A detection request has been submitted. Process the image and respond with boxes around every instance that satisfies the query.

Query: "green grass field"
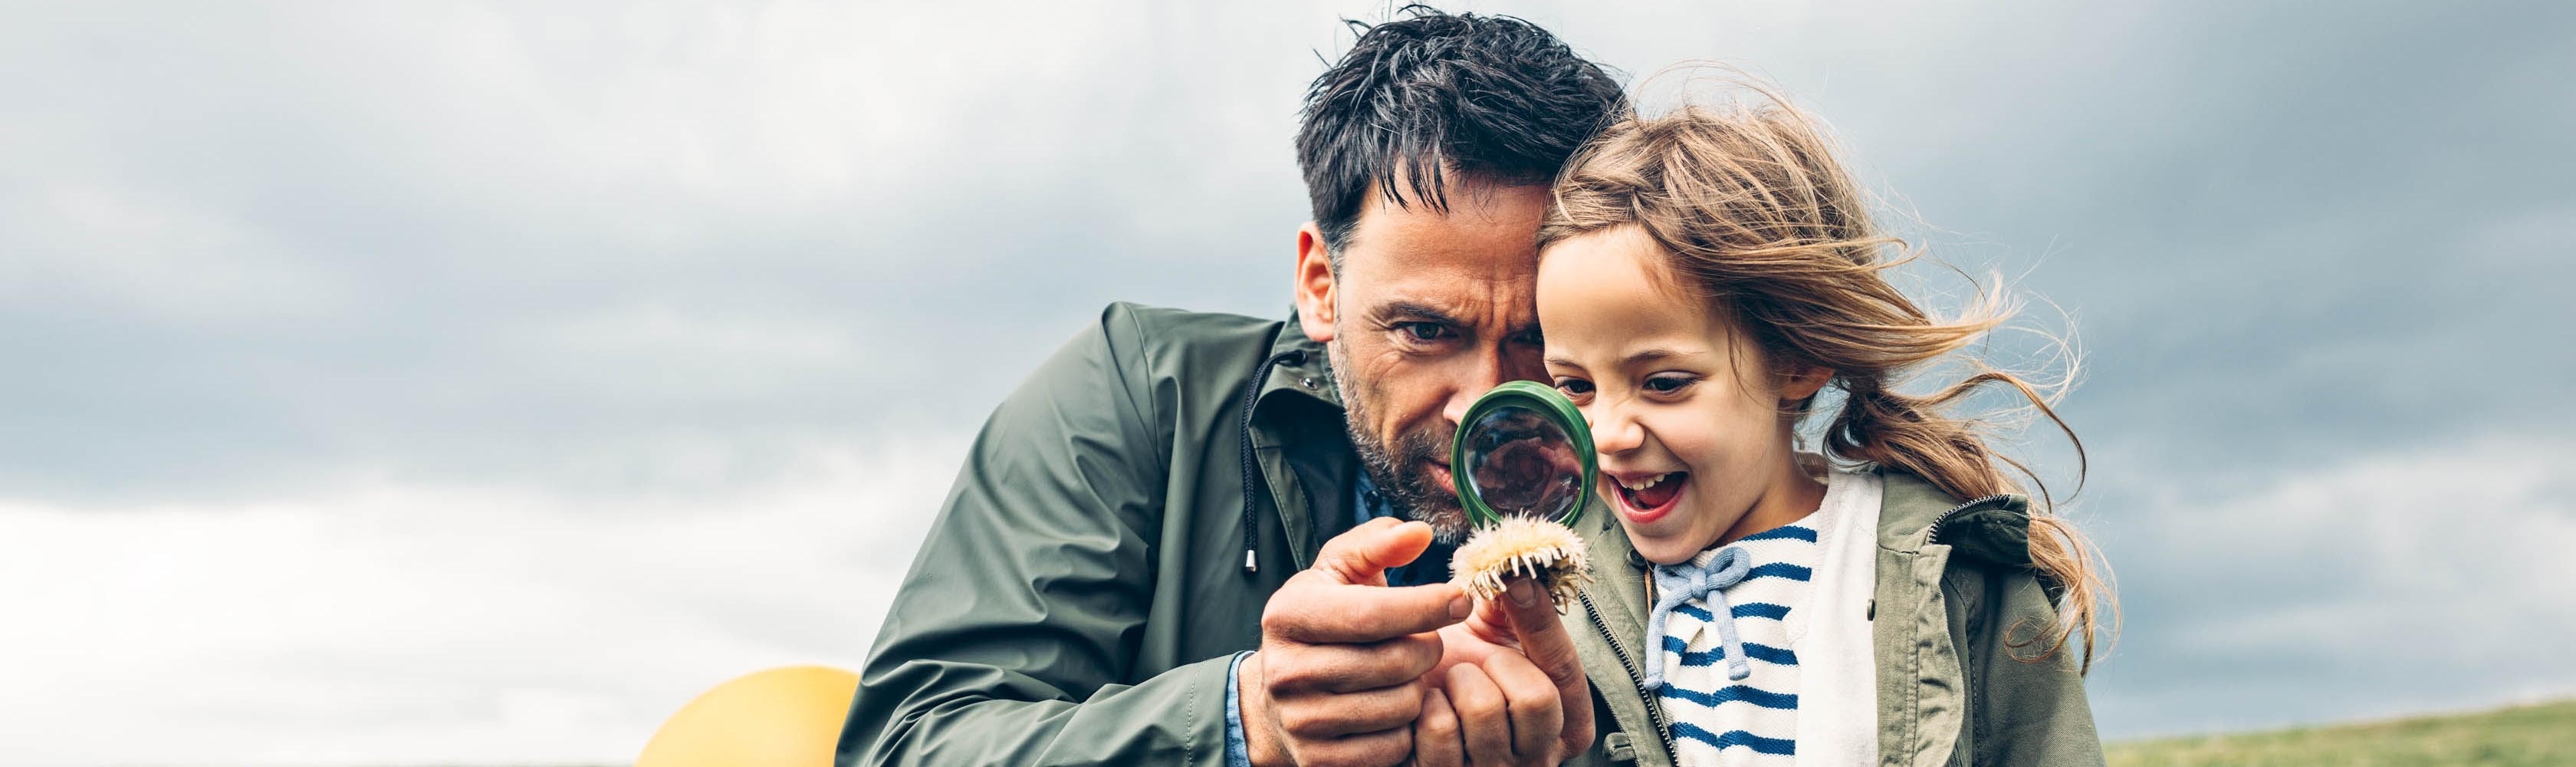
[2107,700,2576,767]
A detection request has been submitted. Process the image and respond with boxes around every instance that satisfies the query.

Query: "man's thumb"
[1313,517,1434,584]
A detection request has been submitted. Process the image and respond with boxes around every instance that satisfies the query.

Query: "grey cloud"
[0,0,1324,505]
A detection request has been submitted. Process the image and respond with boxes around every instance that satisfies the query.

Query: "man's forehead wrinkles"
[1477,269,1540,328]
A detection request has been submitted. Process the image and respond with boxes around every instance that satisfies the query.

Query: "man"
[838,10,1626,766]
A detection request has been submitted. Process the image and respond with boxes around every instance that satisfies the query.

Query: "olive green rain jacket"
[838,302,2104,766]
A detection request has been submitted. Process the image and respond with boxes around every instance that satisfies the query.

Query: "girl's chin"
[1628,533,1707,565]
[1613,505,1707,564]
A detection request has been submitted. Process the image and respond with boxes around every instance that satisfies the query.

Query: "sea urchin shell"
[1449,516,1592,611]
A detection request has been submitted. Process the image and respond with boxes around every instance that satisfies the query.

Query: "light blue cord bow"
[1644,545,1753,689]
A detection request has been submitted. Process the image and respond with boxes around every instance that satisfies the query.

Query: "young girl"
[1534,93,2111,766]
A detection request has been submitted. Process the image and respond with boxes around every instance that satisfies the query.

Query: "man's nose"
[1441,350,1514,425]
[1441,384,1483,426]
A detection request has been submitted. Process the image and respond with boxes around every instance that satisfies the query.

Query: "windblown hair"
[1537,86,2114,671]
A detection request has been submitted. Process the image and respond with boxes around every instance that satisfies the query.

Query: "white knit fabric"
[1797,466,1882,766]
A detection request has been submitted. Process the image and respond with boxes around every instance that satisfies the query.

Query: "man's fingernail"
[1450,593,1473,619]
[1509,581,1539,607]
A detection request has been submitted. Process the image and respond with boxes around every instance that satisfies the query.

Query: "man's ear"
[1780,364,1835,403]
[1294,222,1338,344]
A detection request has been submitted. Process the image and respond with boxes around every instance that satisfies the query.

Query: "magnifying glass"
[1450,380,1595,528]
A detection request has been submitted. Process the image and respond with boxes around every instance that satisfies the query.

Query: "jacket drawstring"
[1239,349,1306,574]
[1645,545,1754,688]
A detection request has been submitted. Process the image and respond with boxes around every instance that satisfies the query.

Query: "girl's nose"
[1592,409,1644,454]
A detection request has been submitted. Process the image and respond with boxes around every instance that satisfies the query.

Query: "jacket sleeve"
[1968,568,2106,767]
[837,304,1231,766]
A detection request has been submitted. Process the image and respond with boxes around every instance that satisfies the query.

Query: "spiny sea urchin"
[1449,515,1592,611]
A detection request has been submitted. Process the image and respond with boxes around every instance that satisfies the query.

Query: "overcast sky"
[4,2,2571,764]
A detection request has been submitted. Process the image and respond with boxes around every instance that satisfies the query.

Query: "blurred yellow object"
[637,665,861,767]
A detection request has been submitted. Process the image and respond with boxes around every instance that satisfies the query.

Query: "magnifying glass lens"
[1462,404,1586,523]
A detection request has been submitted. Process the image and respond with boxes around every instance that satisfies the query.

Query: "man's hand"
[1412,578,1595,767]
[1239,518,1471,767]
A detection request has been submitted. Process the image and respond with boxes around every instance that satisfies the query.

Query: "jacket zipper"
[1576,588,1678,762]
[1921,494,2013,548]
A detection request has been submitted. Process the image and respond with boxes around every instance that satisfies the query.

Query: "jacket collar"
[1876,469,2033,568]
[1250,308,1338,416]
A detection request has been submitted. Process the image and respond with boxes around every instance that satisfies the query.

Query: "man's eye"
[1398,322,1451,341]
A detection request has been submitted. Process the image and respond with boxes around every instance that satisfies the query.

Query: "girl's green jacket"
[1556,468,2105,767]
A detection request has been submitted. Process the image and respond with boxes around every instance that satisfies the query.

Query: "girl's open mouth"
[1613,471,1689,524]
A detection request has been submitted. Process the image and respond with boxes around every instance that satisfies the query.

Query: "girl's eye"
[1643,374,1695,394]
[1554,378,1595,397]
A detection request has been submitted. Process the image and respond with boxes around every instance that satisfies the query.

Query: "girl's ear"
[1779,364,1835,403]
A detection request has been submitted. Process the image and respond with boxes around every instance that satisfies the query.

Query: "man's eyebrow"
[1371,300,1466,327]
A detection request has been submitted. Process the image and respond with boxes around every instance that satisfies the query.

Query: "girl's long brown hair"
[1539,85,2114,671]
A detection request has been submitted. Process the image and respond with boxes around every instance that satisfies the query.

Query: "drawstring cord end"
[1238,347,1306,578]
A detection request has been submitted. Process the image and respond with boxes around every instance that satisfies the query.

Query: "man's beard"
[1332,347,1470,543]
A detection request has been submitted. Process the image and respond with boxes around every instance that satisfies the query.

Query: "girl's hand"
[1414,578,1595,766]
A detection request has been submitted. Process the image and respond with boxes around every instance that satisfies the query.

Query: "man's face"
[1294,182,1553,541]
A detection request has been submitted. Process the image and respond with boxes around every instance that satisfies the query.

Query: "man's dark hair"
[1296,6,1627,261]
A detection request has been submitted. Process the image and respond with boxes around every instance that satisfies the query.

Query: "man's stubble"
[1329,340,1471,544]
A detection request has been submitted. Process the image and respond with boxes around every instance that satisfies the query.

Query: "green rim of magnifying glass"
[1450,380,1595,527]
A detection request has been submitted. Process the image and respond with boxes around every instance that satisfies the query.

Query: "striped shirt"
[1657,512,1822,767]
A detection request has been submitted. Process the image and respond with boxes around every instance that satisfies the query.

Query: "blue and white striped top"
[1657,514,1821,766]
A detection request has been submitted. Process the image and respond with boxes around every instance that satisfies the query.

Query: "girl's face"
[1536,226,1829,565]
